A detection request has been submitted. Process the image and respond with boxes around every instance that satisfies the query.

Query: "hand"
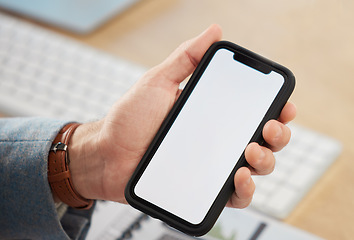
[68,24,296,209]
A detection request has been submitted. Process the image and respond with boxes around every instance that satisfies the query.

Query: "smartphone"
[125,41,295,236]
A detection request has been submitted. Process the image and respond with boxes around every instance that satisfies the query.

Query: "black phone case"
[125,41,295,236]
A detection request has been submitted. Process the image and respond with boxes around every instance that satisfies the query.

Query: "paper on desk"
[86,201,322,240]
[205,208,323,240]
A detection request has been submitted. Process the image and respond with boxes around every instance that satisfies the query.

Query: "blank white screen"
[134,49,284,224]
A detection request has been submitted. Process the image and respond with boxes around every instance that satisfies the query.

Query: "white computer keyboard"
[0,12,342,221]
[0,13,145,122]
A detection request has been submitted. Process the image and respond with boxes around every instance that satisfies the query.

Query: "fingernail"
[258,145,266,160]
[274,124,282,140]
[245,175,251,185]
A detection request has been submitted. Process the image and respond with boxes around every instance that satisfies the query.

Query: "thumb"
[149,24,223,87]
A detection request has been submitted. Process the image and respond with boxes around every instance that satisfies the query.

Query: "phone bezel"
[125,41,295,236]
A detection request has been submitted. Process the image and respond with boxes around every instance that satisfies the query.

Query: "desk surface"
[4,1,354,239]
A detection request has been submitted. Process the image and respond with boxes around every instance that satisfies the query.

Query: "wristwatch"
[47,123,93,209]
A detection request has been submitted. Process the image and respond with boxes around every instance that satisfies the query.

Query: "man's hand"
[68,24,296,209]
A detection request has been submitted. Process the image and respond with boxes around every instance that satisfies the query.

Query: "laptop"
[0,0,141,34]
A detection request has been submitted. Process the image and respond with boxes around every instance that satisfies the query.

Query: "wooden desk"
[5,1,354,239]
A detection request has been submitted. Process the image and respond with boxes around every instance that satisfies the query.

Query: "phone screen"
[134,48,284,225]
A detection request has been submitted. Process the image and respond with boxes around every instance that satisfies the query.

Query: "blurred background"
[1,0,353,239]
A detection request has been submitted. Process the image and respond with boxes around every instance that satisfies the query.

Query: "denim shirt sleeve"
[0,117,94,240]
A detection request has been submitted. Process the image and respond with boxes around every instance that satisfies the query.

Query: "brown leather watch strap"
[48,123,93,209]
